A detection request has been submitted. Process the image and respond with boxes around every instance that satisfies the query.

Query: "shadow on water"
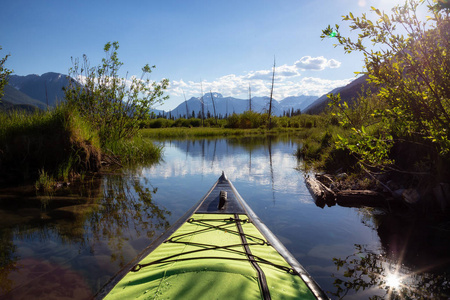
[0,164,170,299]
[329,210,450,299]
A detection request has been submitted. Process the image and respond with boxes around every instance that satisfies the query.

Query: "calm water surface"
[1,136,449,299]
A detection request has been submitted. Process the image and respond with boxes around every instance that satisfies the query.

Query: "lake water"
[0,135,449,299]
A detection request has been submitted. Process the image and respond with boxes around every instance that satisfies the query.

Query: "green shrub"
[148,118,172,128]
[187,118,202,127]
[172,118,186,127]
[64,41,168,144]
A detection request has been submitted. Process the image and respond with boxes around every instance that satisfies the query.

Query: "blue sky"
[1,0,415,110]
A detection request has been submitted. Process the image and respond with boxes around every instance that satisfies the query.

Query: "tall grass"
[103,134,163,165]
[140,113,324,132]
[292,116,358,171]
[141,127,288,139]
[0,105,102,185]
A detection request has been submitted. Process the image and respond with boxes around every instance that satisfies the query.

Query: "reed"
[103,134,163,165]
[140,127,271,139]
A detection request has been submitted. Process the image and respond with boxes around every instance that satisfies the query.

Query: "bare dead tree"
[248,84,252,112]
[268,56,276,128]
[210,90,218,125]
[183,89,189,118]
[200,82,205,126]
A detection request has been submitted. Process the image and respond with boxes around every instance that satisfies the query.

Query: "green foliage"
[328,92,394,168]
[297,129,334,159]
[225,111,268,129]
[141,113,323,131]
[0,46,12,102]
[35,169,57,192]
[147,118,174,128]
[322,0,450,172]
[103,134,162,166]
[0,105,101,183]
[64,41,169,145]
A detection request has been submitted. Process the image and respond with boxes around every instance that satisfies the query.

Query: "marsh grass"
[35,169,56,192]
[0,103,166,191]
[294,123,356,170]
[104,134,163,166]
[140,114,327,139]
[139,127,308,139]
[0,105,102,187]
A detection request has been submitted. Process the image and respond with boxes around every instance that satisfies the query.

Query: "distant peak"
[211,92,223,98]
[203,92,223,98]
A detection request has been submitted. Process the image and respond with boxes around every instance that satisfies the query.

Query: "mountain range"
[167,93,318,118]
[1,72,71,111]
[303,74,371,114]
[0,72,369,116]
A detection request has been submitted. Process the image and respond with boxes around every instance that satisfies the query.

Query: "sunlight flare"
[385,272,401,289]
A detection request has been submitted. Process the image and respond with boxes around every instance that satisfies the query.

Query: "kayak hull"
[97,173,328,300]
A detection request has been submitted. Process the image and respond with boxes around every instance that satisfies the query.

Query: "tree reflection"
[330,244,450,299]
[88,172,171,266]
[0,229,18,293]
[0,166,171,296]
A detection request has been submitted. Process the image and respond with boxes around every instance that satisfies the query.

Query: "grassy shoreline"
[140,126,312,139]
[0,107,163,189]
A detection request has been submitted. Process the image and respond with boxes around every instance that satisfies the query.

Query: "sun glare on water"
[385,273,402,290]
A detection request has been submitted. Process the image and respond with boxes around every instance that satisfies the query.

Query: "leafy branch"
[64,41,169,145]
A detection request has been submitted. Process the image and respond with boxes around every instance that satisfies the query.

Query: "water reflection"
[0,230,17,294]
[1,135,449,299]
[331,210,450,299]
[149,137,450,299]
[150,135,303,197]
[331,244,450,299]
[0,167,170,299]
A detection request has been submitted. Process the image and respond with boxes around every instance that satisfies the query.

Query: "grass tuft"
[0,105,102,185]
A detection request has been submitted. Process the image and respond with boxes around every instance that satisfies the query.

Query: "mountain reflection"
[0,167,170,299]
[149,136,304,196]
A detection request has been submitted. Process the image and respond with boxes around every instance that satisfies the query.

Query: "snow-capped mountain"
[168,93,318,118]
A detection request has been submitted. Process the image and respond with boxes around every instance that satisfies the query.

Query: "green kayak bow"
[96,172,328,300]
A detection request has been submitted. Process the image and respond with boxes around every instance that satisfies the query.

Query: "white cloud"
[163,56,350,109]
[246,64,300,81]
[277,64,301,77]
[327,59,341,69]
[295,56,328,70]
[247,69,272,81]
[294,56,341,71]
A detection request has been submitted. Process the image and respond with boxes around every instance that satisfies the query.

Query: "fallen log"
[305,175,336,208]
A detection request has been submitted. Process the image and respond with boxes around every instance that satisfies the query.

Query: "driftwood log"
[306,174,399,209]
[305,175,336,208]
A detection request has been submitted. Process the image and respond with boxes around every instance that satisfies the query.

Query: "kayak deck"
[99,173,327,299]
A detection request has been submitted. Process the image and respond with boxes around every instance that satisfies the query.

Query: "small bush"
[172,118,186,127]
[148,118,173,128]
